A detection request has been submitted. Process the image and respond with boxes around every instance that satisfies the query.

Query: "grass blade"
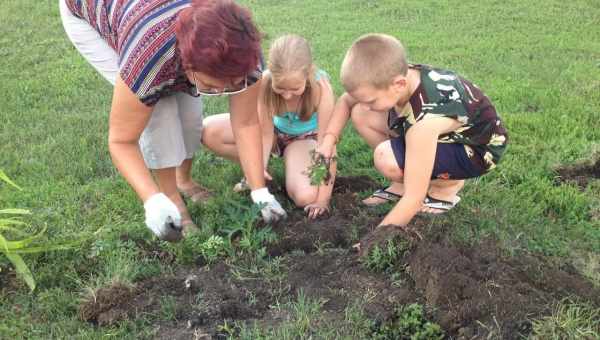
[0,209,31,215]
[4,252,36,291]
[0,170,22,190]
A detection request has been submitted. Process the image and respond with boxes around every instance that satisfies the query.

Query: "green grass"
[530,299,600,340]
[1,0,600,338]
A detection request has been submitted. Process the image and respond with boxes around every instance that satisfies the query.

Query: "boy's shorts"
[272,129,318,157]
[390,138,485,180]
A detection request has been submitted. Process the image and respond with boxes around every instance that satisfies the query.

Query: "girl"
[202,34,336,219]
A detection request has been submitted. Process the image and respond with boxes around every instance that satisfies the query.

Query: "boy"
[318,34,508,251]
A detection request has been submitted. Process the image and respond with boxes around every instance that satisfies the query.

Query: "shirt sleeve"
[418,69,470,125]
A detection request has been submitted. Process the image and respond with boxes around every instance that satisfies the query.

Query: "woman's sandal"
[178,183,212,203]
[233,177,250,193]
[362,188,403,207]
[421,195,461,214]
[181,219,199,237]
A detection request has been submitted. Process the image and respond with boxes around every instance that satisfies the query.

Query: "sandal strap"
[180,185,212,203]
[423,195,461,211]
[371,188,402,202]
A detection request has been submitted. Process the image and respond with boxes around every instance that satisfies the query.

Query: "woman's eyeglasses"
[191,73,248,96]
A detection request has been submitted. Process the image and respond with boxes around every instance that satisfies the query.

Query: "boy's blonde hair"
[263,34,318,121]
[340,34,408,92]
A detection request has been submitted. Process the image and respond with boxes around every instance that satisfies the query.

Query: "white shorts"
[59,0,203,169]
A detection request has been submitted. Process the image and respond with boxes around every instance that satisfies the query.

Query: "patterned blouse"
[65,0,262,106]
[388,64,508,172]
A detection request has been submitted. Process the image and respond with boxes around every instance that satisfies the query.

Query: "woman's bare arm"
[108,75,158,202]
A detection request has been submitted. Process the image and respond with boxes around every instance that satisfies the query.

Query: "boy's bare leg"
[350,105,404,204]
[422,179,464,214]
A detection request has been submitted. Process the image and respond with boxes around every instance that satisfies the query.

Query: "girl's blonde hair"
[263,35,319,121]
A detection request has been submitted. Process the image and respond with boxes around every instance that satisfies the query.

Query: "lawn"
[1,0,599,339]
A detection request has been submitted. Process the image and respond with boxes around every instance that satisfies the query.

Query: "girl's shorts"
[272,129,318,157]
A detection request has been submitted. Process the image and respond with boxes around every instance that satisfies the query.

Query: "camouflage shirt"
[388,64,508,173]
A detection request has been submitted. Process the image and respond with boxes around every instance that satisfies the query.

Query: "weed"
[530,299,599,340]
[371,303,444,340]
[199,235,227,264]
[159,295,178,322]
[221,201,277,256]
[0,170,80,291]
[363,237,411,273]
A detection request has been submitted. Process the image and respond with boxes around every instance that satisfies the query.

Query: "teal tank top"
[272,69,329,136]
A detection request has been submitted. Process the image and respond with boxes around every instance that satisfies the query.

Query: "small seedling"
[305,150,336,185]
[371,303,444,339]
[199,235,226,264]
[363,237,410,273]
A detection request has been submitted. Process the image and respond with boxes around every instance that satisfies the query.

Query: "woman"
[60,0,286,241]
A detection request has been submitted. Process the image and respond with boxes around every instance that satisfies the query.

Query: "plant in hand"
[305,150,336,186]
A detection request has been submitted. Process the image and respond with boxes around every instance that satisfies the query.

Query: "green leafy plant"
[199,235,227,264]
[363,237,410,273]
[371,303,444,340]
[221,200,277,257]
[0,170,78,291]
[305,150,336,185]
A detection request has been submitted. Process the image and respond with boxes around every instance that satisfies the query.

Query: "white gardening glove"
[144,193,183,242]
[250,187,287,223]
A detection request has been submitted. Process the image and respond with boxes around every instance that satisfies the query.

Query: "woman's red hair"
[175,0,261,80]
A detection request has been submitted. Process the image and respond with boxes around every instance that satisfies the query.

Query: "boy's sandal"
[362,188,403,207]
[179,184,212,203]
[422,195,461,213]
[233,177,250,193]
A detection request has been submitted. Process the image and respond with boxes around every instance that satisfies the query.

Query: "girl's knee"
[201,123,221,146]
[288,188,318,207]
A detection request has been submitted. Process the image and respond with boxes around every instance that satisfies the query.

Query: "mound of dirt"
[407,235,599,339]
[555,158,600,188]
[80,179,599,339]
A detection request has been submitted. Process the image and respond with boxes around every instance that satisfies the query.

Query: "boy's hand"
[304,200,330,220]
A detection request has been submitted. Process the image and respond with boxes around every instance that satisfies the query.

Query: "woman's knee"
[374,141,404,180]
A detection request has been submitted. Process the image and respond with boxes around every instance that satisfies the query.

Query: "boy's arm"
[318,92,357,158]
[380,117,462,226]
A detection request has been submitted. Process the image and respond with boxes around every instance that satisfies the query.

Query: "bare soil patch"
[555,158,600,188]
[80,177,599,339]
